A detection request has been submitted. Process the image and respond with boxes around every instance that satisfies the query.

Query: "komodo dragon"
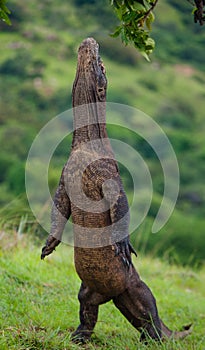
[41,37,191,343]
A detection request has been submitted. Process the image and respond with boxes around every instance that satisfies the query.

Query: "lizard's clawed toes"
[41,236,61,259]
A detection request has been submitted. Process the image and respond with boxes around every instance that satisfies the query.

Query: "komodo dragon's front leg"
[41,168,71,259]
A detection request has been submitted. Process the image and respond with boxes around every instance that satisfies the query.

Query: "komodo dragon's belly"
[74,246,128,297]
[72,200,129,296]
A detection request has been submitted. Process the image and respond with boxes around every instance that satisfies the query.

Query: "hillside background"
[0,0,205,266]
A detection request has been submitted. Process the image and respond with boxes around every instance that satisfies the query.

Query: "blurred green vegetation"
[0,0,205,266]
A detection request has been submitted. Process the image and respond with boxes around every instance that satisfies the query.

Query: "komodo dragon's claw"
[41,235,61,259]
[114,240,137,268]
[129,242,137,257]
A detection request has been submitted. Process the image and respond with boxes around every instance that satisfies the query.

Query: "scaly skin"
[41,38,191,343]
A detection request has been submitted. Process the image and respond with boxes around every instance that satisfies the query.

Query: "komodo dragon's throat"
[41,37,191,343]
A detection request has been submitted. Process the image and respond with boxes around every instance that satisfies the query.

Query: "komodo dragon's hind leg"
[71,283,111,343]
[113,265,192,342]
[113,266,162,342]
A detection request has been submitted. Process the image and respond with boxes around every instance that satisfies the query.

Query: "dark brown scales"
[41,38,191,343]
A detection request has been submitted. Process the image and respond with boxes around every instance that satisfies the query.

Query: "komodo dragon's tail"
[160,319,192,340]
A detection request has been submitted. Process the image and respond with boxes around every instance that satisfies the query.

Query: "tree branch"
[194,0,205,25]
[143,0,159,24]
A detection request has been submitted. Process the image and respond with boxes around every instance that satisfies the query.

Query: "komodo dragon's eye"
[97,72,107,100]
[97,87,105,100]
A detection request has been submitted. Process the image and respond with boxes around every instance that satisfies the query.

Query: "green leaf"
[110,25,122,38]
[140,51,151,61]
[129,2,145,11]
[145,11,155,30]
[110,0,121,9]
[0,0,11,25]
[121,27,129,45]
[192,7,197,15]
[110,0,158,57]
[145,37,155,49]
[0,11,11,25]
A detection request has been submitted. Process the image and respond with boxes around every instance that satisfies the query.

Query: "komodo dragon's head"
[71,38,109,146]
[72,37,107,106]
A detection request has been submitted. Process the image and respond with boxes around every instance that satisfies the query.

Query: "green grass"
[0,239,205,350]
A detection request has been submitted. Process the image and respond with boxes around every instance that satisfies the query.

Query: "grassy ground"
[0,239,205,350]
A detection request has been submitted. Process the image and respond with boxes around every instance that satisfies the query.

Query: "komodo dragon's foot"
[41,235,61,259]
[71,326,92,344]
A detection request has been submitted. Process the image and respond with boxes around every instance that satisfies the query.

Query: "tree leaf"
[0,0,11,25]
[110,25,122,38]
[140,51,151,61]
[145,11,155,30]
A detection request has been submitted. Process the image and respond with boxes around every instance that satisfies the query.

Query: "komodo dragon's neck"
[71,37,109,150]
